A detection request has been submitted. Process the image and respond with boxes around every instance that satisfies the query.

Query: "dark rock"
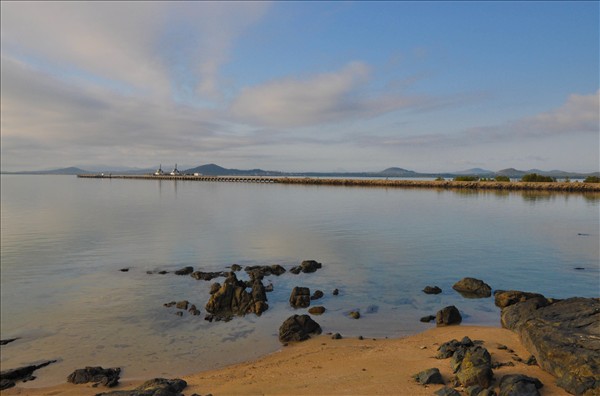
[278,314,322,343]
[174,266,193,275]
[244,264,286,280]
[119,268,129,272]
[349,311,360,319]
[188,305,200,316]
[436,306,462,326]
[358,335,364,340]
[191,271,225,281]
[289,266,302,274]
[332,288,339,296]
[332,333,342,340]
[420,315,436,323]
[424,286,442,294]
[494,290,546,309]
[230,264,242,271]
[66,366,121,387]
[501,297,599,396]
[498,374,543,396]
[300,260,322,273]
[289,287,311,308]
[467,386,497,396]
[0,338,18,346]
[96,377,187,396]
[205,272,269,319]
[491,361,515,369]
[163,301,176,308]
[413,367,444,385]
[175,300,189,310]
[308,306,326,315]
[525,355,537,366]
[437,339,463,359]
[310,290,324,300]
[0,360,56,389]
[574,267,585,270]
[175,311,183,317]
[158,270,168,275]
[453,345,493,388]
[434,387,461,396]
[264,283,274,292]
[209,282,221,294]
[452,277,492,298]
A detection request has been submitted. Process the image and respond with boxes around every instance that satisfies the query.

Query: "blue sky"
[1,1,598,172]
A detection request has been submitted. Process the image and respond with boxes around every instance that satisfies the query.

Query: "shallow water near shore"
[1,175,598,387]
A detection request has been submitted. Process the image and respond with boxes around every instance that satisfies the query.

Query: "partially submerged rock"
[436,305,462,326]
[174,266,193,275]
[244,264,286,279]
[279,314,322,343]
[308,306,326,315]
[498,374,543,396]
[290,260,323,274]
[310,290,324,300]
[96,377,187,396]
[423,286,442,294]
[191,271,226,281]
[0,360,57,390]
[205,272,268,319]
[452,277,492,298]
[501,296,600,395]
[66,366,121,387]
[289,286,311,308]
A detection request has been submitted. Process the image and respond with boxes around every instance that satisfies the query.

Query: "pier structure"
[77,174,600,192]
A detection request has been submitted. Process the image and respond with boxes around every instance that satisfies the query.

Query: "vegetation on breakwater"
[77,174,600,192]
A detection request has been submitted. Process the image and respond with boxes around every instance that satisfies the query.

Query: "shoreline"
[76,174,600,192]
[1,326,568,395]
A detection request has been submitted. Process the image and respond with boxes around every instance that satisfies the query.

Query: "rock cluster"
[290,260,322,274]
[205,272,268,320]
[66,366,121,387]
[95,377,187,396]
[0,360,57,390]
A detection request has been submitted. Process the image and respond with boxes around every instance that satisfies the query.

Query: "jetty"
[77,174,600,192]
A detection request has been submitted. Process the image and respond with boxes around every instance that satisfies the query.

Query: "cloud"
[230,61,424,128]
[355,90,600,148]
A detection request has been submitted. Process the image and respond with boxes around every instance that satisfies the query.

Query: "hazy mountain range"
[3,164,598,178]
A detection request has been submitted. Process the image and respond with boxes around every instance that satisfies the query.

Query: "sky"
[1,1,598,173]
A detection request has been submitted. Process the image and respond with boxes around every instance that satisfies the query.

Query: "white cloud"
[231,61,424,128]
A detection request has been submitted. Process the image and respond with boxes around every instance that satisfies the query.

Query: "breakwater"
[77,174,600,192]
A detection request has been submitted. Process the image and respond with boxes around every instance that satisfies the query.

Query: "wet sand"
[2,325,567,395]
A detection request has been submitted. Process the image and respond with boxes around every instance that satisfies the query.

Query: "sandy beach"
[2,325,568,396]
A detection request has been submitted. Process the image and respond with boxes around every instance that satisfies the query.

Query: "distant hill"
[184,163,283,176]
[379,167,418,177]
[3,167,91,175]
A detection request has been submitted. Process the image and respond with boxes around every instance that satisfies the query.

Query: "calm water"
[1,175,598,386]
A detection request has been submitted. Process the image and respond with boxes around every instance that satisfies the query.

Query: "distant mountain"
[379,167,418,177]
[453,168,494,175]
[184,163,283,176]
[3,167,91,175]
[496,168,528,177]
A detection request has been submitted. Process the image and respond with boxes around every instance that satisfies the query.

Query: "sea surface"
[1,175,598,387]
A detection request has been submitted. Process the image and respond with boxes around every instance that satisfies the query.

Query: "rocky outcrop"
[452,346,493,388]
[0,360,57,390]
[191,271,226,281]
[244,264,286,279]
[174,266,193,275]
[501,296,600,396]
[494,290,546,308]
[413,367,444,385]
[289,287,311,308]
[205,272,268,319]
[452,278,492,298]
[66,366,121,387]
[290,260,322,274]
[279,314,322,343]
[498,374,543,396]
[436,305,462,326]
[423,286,442,294]
[95,378,187,396]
